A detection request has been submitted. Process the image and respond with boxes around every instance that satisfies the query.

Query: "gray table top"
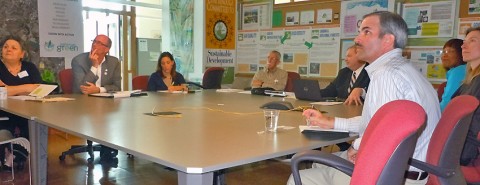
[0,90,362,173]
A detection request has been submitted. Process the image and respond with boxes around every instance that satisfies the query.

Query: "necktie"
[349,72,357,93]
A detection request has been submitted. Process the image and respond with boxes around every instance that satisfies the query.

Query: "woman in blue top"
[147,52,187,91]
[439,39,466,111]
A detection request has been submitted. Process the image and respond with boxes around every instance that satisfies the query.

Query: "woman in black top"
[0,35,41,170]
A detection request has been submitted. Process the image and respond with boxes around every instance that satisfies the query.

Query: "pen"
[172,82,175,86]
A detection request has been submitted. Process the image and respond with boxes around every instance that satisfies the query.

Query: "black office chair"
[57,69,119,167]
[187,67,225,89]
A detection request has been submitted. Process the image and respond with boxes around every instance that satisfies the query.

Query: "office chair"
[187,67,225,89]
[132,75,149,91]
[410,95,479,185]
[285,71,300,92]
[291,100,426,185]
[461,133,480,185]
[58,69,73,94]
[0,137,30,184]
[58,69,118,166]
[437,82,447,102]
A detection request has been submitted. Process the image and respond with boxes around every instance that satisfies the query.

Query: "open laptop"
[293,79,344,102]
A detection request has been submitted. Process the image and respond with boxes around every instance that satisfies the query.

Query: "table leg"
[178,171,214,185]
[28,119,48,185]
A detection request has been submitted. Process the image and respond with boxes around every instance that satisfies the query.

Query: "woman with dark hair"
[439,38,466,111]
[147,51,187,91]
[0,35,40,170]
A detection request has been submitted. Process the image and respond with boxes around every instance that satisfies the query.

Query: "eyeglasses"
[441,49,456,55]
[92,40,109,48]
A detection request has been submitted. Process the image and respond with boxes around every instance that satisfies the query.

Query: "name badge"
[18,70,29,78]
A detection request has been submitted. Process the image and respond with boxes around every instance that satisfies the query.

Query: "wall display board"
[38,0,84,58]
[404,47,445,82]
[237,30,260,73]
[468,0,480,15]
[340,0,395,38]
[241,1,272,30]
[402,1,455,38]
[309,25,341,77]
[458,17,480,39]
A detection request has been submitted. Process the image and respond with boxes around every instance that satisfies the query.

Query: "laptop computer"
[293,79,344,102]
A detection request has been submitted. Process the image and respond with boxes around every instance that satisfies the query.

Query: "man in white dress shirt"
[287,11,440,185]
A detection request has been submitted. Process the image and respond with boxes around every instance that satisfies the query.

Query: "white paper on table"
[298,125,349,133]
[309,101,343,106]
[157,90,187,94]
[237,91,252,94]
[216,89,244,93]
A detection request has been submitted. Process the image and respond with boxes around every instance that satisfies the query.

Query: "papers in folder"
[89,90,147,98]
[8,84,75,102]
[299,125,350,134]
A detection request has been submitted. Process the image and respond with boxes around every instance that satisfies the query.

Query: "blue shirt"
[440,64,466,111]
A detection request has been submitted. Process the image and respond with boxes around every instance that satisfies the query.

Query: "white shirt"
[334,49,440,171]
[89,58,107,93]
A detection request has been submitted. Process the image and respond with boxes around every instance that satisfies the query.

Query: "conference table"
[0,90,362,185]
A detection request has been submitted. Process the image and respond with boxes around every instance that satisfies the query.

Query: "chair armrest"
[186,82,205,89]
[291,150,354,185]
[410,158,456,178]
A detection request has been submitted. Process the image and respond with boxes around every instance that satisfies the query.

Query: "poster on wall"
[469,0,480,14]
[38,0,84,58]
[404,47,445,81]
[282,27,310,75]
[242,2,272,30]
[402,1,455,38]
[458,17,480,39]
[309,25,341,77]
[236,30,259,73]
[316,9,333,24]
[205,0,236,67]
[340,0,395,38]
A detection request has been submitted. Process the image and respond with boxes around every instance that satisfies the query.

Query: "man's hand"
[302,109,335,129]
[347,146,358,164]
[251,79,263,88]
[344,88,363,105]
[89,49,102,67]
[80,82,100,94]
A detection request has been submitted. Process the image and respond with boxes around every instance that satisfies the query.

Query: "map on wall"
[340,0,395,38]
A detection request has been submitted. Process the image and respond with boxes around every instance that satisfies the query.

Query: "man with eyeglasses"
[251,50,288,90]
[72,34,121,94]
[71,34,121,166]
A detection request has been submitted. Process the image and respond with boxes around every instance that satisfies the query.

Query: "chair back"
[285,72,300,92]
[202,67,225,89]
[437,82,447,101]
[351,100,426,185]
[461,133,480,183]
[132,75,149,91]
[58,69,73,94]
[426,95,479,185]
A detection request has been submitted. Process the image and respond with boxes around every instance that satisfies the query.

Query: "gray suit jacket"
[71,52,122,94]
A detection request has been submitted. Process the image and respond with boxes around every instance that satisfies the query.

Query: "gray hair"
[363,11,408,49]
[270,50,281,60]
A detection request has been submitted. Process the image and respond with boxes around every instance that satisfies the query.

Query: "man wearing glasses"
[72,34,121,94]
[71,35,121,166]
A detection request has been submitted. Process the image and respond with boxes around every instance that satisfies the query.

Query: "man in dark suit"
[71,34,121,165]
[72,34,121,94]
[320,45,370,105]
[320,45,370,151]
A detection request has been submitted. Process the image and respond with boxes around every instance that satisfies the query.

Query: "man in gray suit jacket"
[72,34,121,94]
[71,34,121,166]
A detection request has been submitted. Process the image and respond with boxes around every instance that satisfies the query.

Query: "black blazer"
[319,65,370,99]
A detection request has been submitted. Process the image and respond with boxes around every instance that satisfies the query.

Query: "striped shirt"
[334,49,441,171]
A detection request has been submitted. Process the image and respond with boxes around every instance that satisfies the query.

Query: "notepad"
[299,125,349,134]
[8,84,58,100]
